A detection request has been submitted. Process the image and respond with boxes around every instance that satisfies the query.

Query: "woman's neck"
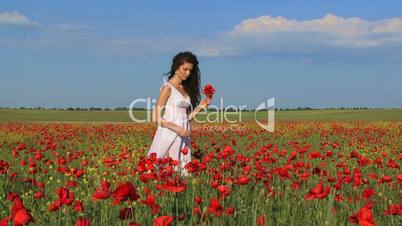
[169,75,182,86]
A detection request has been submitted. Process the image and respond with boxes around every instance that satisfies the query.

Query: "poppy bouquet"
[203,83,215,98]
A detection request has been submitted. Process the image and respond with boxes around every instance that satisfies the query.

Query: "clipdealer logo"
[254,97,275,132]
[128,97,275,132]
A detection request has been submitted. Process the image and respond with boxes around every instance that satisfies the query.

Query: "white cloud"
[195,13,402,60]
[0,11,39,26]
[226,13,402,38]
[2,12,402,62]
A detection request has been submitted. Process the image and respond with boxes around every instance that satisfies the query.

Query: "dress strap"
[159,82,172,92]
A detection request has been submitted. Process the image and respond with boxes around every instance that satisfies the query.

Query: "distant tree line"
[0,106,399,111]
[211,106,390,112]
[242,106,383,112]
[0,107,145,111]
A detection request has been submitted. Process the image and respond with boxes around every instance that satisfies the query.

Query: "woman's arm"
[152,85,190,137]
[188,97,212,121]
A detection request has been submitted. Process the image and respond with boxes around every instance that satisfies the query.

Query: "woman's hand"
[161,120,190,137]
[176,127,191,137]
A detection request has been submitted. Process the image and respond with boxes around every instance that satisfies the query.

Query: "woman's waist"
[162,114,189,125]
[162,114,189,121]
[163,106,188,114]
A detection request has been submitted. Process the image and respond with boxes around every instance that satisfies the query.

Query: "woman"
[147,52,212,176]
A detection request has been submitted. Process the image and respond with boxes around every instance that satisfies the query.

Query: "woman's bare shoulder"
[159,83,172,100]
[160,83,172,92]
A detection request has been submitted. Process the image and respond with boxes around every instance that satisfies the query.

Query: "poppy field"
[0,121,401,226]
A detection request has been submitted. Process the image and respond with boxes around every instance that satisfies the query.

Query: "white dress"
[147,82,192,175]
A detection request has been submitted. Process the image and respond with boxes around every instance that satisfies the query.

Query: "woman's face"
[175,62,193,81]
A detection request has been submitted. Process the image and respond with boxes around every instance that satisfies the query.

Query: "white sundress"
[147,81,192,175]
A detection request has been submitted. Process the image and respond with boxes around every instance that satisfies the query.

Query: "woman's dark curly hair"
[167,51,201,108]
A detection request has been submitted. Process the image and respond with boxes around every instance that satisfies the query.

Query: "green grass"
[273,109,402,121]
[0,109,147,123]
[0,109,401,123]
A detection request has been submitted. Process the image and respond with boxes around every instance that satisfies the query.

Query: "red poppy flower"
[56,187,74,205]
[379,176,392,183]
[226,207,235,215]
[92,180,111,201]
[73,200,84,212]
[48,187,75,211]
[141,194,155,206]
[192,207,202,216]
[141,194,160,215]
[278,167,290,179]
[0,159,10,175]
[236,175,250,185]
[35,181,45,188]
[13,208,34,226]
[34,191,44,199]
[217,185,231,198]
[194,196,202,205]
[203,84,215,98]
[0,217,10,226]
[181,147,188,155]
[7,192,19,202]
[207,198,224,217]
[309,151,321,159]
[48,200,62,211]
[156,178,187,193]
[5,193,34,226]
[76,217,91,226]
[348,201,375,226]
[66,180,77,188]
[383,203,402,216]
[10,198,24,217]
[154,216,174,226]
[256,215,266,226]
[111,182,140,206]
[292,181,301,190]
[362,188,375,200]
[304,181,331,200]
[158,184,186,193]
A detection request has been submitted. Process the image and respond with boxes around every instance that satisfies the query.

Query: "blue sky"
[1,0,402,109]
